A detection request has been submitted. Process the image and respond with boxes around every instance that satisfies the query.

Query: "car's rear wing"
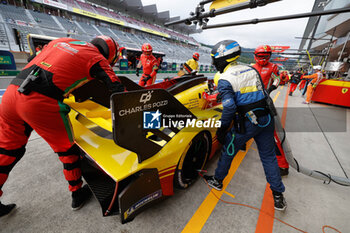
[71,75,207,108]
[111,89,196,163]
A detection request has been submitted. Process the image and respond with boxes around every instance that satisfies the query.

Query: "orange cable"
[322,225,342,233]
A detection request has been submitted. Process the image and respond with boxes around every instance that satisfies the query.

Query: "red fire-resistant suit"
[253,62,280,90]
[253,62,289,170]
[0,38,123,197]
[138,54,159,86]
[280,71,289,85]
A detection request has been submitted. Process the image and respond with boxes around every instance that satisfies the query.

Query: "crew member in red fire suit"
[136,43,159,86]
[0,36,124,217]
[253,45,281,93]
[280,71,289,85]
[253,45,289,176]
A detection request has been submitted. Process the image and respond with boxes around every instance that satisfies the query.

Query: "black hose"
[281,127,286,145]
[308,105,349,179]
[314,170,350,187]
[294,158,300,172]
[274,111,350,187]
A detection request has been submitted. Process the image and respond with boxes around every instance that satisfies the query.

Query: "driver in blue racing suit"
[204,40,286,211]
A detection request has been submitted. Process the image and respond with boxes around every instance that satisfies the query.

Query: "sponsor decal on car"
[123,190,162,219]
[118,91,169,116]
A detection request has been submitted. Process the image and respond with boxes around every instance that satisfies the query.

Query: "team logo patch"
[69,41,87,45]
[342,88,348,94]
[40,61,52,68]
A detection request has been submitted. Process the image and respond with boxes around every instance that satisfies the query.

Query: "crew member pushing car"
[0,35,125,217]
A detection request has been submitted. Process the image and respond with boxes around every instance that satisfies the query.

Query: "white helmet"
[313,65,321,70]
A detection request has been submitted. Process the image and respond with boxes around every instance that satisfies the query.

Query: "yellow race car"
[65,75,222,223]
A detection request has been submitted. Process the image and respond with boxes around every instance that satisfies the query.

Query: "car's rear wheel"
[174,131,211,189]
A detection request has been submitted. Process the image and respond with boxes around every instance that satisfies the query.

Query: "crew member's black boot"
[240,143,247,151]
[279,167,289,176]
[204,175,223,191]
[272,191,287,211]
[0,202,16,217]
[72,184,92,211]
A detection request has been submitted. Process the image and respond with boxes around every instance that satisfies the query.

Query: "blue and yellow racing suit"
[215,62,285,193]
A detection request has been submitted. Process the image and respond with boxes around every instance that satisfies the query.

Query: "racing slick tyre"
[174,131,211,189]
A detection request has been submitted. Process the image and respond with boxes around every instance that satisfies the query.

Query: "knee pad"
[0,146,26,171]
[57,144,81,157]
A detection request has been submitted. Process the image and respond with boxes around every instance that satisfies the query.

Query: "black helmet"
[211,40,241,73]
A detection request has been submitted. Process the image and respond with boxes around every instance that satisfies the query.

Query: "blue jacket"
[218,63,266,127]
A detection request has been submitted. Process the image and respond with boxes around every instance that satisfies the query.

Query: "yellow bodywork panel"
[175,81,209,109]
[65,97,112,132]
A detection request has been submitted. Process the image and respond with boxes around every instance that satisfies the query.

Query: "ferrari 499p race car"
[65,74,222,223]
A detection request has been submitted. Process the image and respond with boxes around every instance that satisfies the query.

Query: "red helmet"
[91,35,119,66]
[193,52,199,61]
[254,45,272,66]
[142,43,152,52]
